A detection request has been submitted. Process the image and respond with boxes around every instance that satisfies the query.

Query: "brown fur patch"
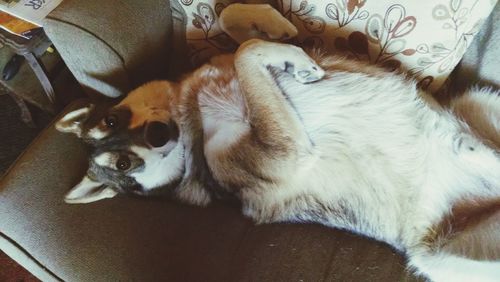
[423,197,500,259]
[117,80,179,129]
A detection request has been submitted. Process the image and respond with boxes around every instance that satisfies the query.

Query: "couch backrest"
[44,0,174,98]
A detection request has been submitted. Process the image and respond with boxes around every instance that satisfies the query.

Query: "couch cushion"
[44,0,173,98]
[0,101,421,281]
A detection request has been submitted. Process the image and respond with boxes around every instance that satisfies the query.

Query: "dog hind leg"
[408,249,500,282]
[451,88,500,149]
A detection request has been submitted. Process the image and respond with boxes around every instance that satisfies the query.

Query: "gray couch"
[1,0,499,281]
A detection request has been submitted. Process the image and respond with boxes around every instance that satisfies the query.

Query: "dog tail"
[451,88,500,149]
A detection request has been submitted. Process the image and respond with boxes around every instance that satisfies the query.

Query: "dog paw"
[240,40,325,84]
[220,4,298,43]
[248,7,298,41]
[282,58,325,84]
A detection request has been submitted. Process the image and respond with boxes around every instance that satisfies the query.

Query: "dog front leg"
[204,40,324,222]
[219,3,297,43]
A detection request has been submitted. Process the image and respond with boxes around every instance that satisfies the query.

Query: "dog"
[56,4,500,282]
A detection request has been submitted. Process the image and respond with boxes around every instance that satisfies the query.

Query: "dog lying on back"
[56,4,500,282]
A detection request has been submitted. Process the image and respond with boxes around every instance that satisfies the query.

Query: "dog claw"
[294,67,324,84]
[298,70,311,78]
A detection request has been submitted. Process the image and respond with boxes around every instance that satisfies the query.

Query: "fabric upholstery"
[450,0,500,92]
[43,0,173,98]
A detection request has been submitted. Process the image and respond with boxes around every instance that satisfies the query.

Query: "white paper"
[0,0,63,26]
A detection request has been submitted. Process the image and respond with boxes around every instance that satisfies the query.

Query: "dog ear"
[64,175,117,204]
[56,104,94,137]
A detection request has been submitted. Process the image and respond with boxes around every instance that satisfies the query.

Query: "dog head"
[57,80,189,203]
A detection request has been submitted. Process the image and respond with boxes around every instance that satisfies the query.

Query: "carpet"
[0,250,39,282]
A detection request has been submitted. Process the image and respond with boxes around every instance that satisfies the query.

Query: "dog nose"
[144,121,170,147]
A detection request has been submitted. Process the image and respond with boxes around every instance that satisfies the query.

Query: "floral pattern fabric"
[177,0,238,67]
[177,0,497,92]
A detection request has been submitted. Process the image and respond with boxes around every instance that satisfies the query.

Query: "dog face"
[57,81,188,203]
[64,131,185,204]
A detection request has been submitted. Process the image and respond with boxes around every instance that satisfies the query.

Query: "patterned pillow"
[176,0,238,66]
[176,0,497,92]
[277,0,497,92]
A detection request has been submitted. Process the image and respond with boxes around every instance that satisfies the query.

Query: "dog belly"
[276,71,500,249]
[271,72,429,245]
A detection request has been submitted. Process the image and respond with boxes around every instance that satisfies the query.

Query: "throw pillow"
[175,0,497,92]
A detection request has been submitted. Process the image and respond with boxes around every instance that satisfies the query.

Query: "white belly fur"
[273,71,500,249]
[200,67,500,253]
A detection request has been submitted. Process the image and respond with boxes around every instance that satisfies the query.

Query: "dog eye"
[104,114,118,128]
[116,156,131,170]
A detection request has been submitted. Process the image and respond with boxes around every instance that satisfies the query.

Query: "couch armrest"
[451,1,500,92]
[43,0,173,98]
[0,100,89,281]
